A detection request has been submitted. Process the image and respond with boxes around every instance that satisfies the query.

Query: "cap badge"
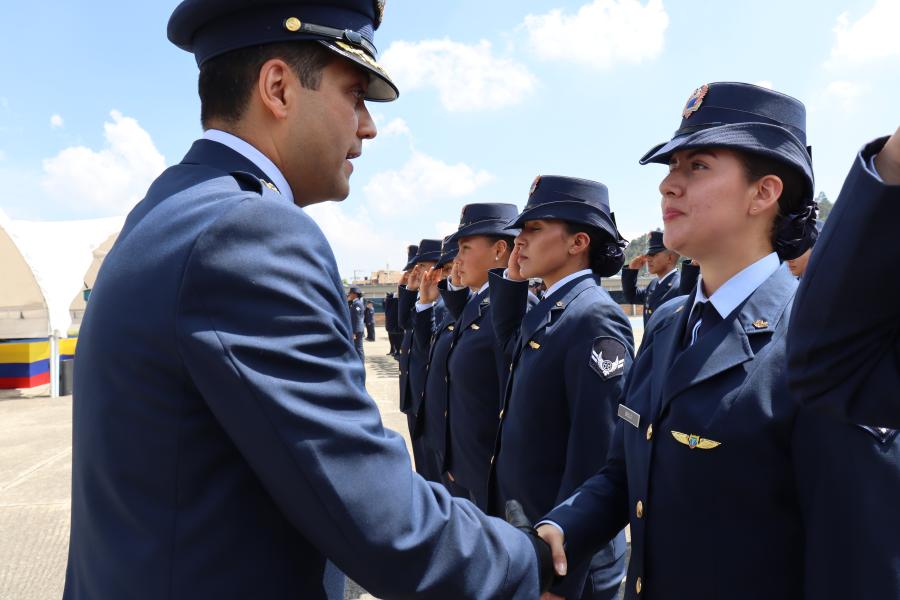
[682,84,709,119]
[529,175,541,197]
[284,17,302,32]
[334,41,386,75]
[672,430,721,450]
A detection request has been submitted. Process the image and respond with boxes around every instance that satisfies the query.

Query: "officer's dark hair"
[199,42,334,127]
[562,223,625,278]
[483,235,516,255]
[737,150,813,260]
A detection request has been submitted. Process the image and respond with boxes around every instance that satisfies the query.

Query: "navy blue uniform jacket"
[545,266,814,600]
[63,139,539,600]
[621,268,681,325]
[383,294,400,333]
[488,270,631,597]
[789,137,900,428]
[397,284,417,413]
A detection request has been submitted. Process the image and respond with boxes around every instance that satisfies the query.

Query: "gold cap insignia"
[672,430,721,450]
[529,341,541,350]
[284,17,302,32]
[682,84,709,119]
[752,319,769,329]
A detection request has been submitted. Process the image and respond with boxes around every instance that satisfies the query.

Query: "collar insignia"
[470,323,480,330]
[529,340,541,350]
[682,84,709,119]
[752,319,769,329]
[672,430,721,450]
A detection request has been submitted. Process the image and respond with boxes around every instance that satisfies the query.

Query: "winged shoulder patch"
[590,337,626,380]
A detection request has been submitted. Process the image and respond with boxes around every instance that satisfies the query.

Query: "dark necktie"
[682,301,723,348]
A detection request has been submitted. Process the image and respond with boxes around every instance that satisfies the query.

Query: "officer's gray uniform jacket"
[63,139,540,600]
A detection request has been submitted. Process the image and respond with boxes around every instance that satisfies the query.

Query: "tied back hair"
[562,223,626,278]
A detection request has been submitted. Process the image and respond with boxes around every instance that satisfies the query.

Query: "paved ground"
[0,326,636,599]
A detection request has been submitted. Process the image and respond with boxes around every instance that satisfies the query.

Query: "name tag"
[617,404,641,428]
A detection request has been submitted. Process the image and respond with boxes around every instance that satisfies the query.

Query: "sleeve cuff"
[866,152,884,183]
[535,520,565,536]
[447,280,466,291]
[415,302,435,312]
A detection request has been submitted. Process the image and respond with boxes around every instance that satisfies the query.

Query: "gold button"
[636,577,642,594]
[444,410,448,417]
[284,17,302,32]
[646,424,653,441]
[636,500,644,518]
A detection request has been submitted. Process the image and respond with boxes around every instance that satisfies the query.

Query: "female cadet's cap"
[435,235,458,268]
[167,0,398,101]
[639,82,812,200]
[507,175,626,245]
[401,244,418,271]
[445,203,521,245]
[403,239,442,271]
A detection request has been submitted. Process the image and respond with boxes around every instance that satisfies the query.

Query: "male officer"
[621,229,681,325]
[347,286,366,361]
[63,2,553,598]
[364,300,376,341]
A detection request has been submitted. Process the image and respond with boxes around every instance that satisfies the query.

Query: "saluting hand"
[407,264,423,291]
[419,268,441,304]
[874,125,900,185]
[449,260,461,288]
[628,255,647,270]
[507,243,526,282]
[399,271,410,286]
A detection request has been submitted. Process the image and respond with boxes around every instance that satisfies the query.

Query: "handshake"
[504,500,568,598]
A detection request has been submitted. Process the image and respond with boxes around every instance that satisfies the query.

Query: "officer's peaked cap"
[168,0,398,101]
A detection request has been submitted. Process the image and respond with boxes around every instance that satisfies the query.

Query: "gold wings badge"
[671,431,721,450]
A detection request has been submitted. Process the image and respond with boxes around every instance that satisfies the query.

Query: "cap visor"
[321,40,398,101]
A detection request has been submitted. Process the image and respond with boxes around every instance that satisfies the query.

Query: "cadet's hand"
[419,268,441,304]
[874,126,900,185]
[507,244,526,281]
[399,271,410,286]
[505,500,556,593]
[536,523,567,577]
[628,255,647,270]
[407,265,423,291]
[449,260,461,288]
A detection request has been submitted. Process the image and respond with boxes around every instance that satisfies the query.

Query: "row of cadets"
[621,229,683,325]
[487,176,634,599]
[534,81,900,600]
[397,239,443,477]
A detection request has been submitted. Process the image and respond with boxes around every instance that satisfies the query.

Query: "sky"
[0,0,897,278]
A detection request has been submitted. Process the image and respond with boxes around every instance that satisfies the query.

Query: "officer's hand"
[536,523,567,577]
[407,265,423,291]
[419,268,440,304]
[874,125,900,185]
[400,271,410,286]
[507,244,526,281]
[505,500,556,593]
[628,255,646,270]
[449,260,461,287]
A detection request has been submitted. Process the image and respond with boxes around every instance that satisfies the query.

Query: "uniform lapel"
[518,273,595,354]
[657,266,797,416]
[454,288,489,339]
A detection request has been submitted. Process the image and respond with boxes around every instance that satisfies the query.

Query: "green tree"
[815,191,833,221]
[624,232,650,269]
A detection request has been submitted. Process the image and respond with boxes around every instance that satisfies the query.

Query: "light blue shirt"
[203,129,295,205]
[687,252,780,346]
[543,268,593,298]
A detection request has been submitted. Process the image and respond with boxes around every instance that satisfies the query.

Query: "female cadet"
[411,238,466,489]
[439,203,525,509]
[487,176,633,600]
[535,82,826,600]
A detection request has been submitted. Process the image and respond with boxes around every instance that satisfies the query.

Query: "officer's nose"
[358,103,376,140]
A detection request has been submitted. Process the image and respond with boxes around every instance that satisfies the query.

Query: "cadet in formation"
[398,239,443,477]
[347,286,366,361]
[537,82,849,600]
[488,176,633,599]
[441,203,526,509]
[396,244,418,401]
[621,229,682,325]
[784,220,823,278]
[364,300,376,341]
[64,1,555,598]
[411,237,467,489]
[382,291,402,357]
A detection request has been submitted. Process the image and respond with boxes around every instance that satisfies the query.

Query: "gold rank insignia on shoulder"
[752,319,769,329]
[263,180,279,192]
[671,430,721,450]
[470,323,480,331]
[529,341,541,350]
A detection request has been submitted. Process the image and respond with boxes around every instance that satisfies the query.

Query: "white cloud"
[50,114,64,128]
[825,80,868,110]
[381,117,411,137]
[40,110,166,214]
[381,38,537,111]
[828,0,900,65]
[522,0,669,69]
[364,151,493,216]
[304,202,404,276]
[754,80,774,89]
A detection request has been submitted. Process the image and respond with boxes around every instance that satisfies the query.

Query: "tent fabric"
[0,208,123,339]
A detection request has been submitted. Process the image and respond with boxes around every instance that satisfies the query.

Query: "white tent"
[0,208,124,396]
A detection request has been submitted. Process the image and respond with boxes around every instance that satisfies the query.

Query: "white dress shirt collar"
[203,129,294,204]
[692,252,780,319]
[658,268,678,285]
[544,268,593,299]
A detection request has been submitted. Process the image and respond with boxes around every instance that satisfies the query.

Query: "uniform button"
[646,424,653,441]
[636,500,644,519]
[490,454,495,465]
[498,409,504,420]
[444,410,448,418]
[444,376,448,383]
[635,577,642,594]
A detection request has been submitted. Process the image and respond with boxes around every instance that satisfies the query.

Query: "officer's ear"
[569,231,591,256]
[256,58,293,120]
